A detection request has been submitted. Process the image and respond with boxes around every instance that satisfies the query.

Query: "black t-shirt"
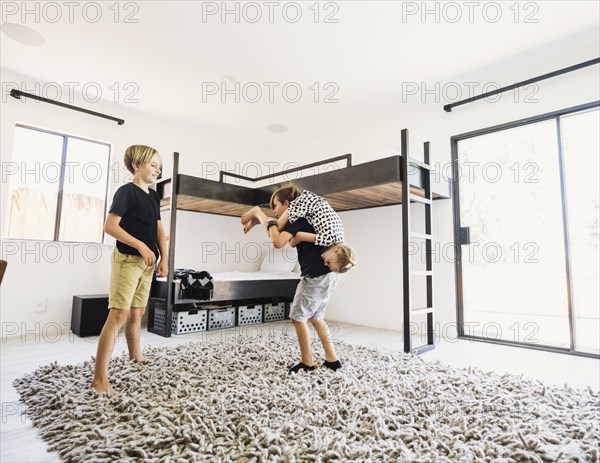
[109,183,160,258]
[283,218,331,278]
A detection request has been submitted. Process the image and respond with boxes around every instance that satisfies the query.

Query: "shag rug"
[14,332,600,463]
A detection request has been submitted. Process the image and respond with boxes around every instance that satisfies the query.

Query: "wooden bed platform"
[156,155,451,217]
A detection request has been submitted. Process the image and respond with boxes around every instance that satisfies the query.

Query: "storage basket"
[207,306,236,330]
[155,307,207,335]
[237,304,263,326]
[263,302,286,322]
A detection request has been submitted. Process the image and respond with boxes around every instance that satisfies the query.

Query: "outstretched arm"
[241,206,268,235]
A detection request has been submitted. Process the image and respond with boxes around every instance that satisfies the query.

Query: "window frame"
[6,124,112,244]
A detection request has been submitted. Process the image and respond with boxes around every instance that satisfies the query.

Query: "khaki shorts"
[109,248,155,309]
[289,272,339,322]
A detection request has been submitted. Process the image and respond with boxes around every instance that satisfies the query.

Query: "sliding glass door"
[454,104,599,356]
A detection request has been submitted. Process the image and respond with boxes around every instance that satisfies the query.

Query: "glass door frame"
[451,100,600,359]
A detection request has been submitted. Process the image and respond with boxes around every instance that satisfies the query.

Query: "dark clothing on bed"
[109,183,161,259]
[283,218,331,278]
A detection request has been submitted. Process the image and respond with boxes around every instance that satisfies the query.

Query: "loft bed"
[155,153,450,218]
[149,129,451,354]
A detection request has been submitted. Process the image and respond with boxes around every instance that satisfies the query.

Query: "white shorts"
[289,272,339,322]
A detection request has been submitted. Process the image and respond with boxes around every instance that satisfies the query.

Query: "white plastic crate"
[263,302,286,322]
[207,306,236,330]
[237,305,263,326]
[155,307,207,335]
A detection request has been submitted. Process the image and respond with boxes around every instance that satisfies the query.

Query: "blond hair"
[334,244,357,274]
[124,145,161,174]
[270,183,303,209]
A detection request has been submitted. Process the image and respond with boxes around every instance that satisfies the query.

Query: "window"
[4,125,111,243]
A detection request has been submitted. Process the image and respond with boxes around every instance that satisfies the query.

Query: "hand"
[156,258,169,277]
[137,242,157,266]
[243,216,260,234]
[241,206,260,225]
[289,235,301,248]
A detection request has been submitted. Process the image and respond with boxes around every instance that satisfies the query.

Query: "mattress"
[210,271,300,281]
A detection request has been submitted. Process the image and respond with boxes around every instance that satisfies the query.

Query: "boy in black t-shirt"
[91,145,168,395]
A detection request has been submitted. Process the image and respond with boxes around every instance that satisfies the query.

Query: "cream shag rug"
[14,333,600,463]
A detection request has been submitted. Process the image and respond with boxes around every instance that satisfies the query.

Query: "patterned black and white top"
[287,190,345,247]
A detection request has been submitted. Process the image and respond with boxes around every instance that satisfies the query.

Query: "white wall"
[2,30,598,342]
[258,36,600,337]
[0,68,265,339]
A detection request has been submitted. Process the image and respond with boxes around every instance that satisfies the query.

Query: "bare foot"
[241,206,260,225]
[130,354,148,364]
[91,379,116,396]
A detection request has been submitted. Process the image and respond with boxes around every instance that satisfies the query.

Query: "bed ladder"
[401,129,435,354]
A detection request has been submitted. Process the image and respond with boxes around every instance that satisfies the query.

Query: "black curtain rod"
[443,57,600,113]
[10,89,125,125]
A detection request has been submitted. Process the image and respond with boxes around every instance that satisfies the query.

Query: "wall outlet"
[33,298,47,313]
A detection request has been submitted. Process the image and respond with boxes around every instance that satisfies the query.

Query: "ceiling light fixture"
[0,23,45,46]
[266,124,288,133]
[221,75,236,84]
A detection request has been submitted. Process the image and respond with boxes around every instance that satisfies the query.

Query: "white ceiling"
[1,1,599,150]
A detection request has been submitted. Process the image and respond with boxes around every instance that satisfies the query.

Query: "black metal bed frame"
[149,130,445,354]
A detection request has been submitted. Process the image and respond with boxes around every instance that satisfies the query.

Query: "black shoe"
[323,359,342,371]
[288,362,316,374]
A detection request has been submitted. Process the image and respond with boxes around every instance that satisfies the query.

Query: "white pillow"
[292,260,301,274]
[260,245,298,273]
